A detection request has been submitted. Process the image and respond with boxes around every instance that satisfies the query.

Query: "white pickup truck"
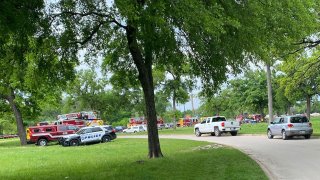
[194,116,240,137]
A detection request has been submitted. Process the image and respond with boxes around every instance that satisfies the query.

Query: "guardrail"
[0,135,19,139]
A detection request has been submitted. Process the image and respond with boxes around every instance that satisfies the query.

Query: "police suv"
[60,126,116,146]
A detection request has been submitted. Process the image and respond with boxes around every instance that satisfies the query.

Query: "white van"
[123,126,145,133]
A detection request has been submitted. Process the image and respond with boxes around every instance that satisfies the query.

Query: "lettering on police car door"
[81,134,102,140]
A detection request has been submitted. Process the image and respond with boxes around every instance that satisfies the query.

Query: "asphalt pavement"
[121,134,320,180]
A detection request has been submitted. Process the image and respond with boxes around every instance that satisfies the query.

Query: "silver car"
[267,115,313,140]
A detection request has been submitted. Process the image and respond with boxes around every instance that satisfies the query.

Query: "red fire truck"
[56,111,104,126]
[26,125,79,146]
[128,117,164,128]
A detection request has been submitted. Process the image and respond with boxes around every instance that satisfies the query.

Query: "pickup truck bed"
[194,116,240,137]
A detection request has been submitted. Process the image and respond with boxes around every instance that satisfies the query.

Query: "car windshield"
[290,116,309,123]
[133,127,138,129]
[76,129,86,135]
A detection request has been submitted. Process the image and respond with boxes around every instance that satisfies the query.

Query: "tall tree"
[279,51,320,119]
[50,0,318,157]
[0,0,77,145]
[228,70,269,117]
[231,1,319,123]
[161,64,192,129]
[0,0,46,145]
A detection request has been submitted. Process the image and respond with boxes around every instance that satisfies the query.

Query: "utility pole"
[266,63,273,123]
[191,94,195,116]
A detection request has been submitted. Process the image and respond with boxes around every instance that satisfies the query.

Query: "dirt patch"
[192,144,224,151]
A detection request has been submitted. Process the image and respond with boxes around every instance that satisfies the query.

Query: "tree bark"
[266,63,273,123]
[126,23,163,158]
[306,95,311,120]
[6,89,27,145]
[287,105,291,115]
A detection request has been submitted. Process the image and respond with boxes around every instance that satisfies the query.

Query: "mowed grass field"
[0,138,267,180]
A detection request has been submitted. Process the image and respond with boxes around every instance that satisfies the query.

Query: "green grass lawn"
[119,127,194,136]
[238,123,268,135]
[0,138,267,180]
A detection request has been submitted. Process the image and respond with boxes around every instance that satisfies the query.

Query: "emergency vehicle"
[60,126,116,146]
[56,111,104,126]
[127,117,164,128]
[177,116,199,127]
[26,125,79,146]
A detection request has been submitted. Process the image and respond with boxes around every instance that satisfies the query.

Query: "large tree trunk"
[126,23,163,158]
[266,63,273,123]
[306,95,311,120]
[6,89,27,145]
[173,91,177,130]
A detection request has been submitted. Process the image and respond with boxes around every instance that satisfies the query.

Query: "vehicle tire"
[102,135,111,143]
[134,131,137,133]
[57,138,62,145]
[195,129,202,137]
[70,139,79,146]
[214,128,221,137]
[267,129,274,139]
[62,141,69,147]
[37,138,48,146]
[282,130,288,140]
[230,131,238,136]
[305,135,311,139]
[210,133,215,136]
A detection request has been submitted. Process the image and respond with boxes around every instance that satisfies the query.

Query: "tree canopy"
[48,0,320,157]
[279,50,320,119]
[0,0,77,145]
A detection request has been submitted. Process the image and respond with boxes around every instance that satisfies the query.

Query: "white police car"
[60,126,116,146]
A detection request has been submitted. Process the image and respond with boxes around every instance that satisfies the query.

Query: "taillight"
[112,129,116,133]
[221,122,225,127]
[287,124,294,128]
[309,123,312,127]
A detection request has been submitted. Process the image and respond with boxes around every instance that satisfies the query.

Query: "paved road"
[121,134,320,180]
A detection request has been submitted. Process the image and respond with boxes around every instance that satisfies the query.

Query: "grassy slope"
[0,138,267,180]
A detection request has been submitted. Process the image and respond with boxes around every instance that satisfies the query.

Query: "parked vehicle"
[100,125,114,132]
[243,118,257,124]
[123,126,145,133]
[60,126,117,146]
[194,116,240,137]
[114,126,125,132]
[164,123,174,129]
[157,124,165,130]
[267,115,313,140]
[26,125,79,146]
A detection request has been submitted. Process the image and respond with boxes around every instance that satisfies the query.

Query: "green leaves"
[279,50,320,102]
